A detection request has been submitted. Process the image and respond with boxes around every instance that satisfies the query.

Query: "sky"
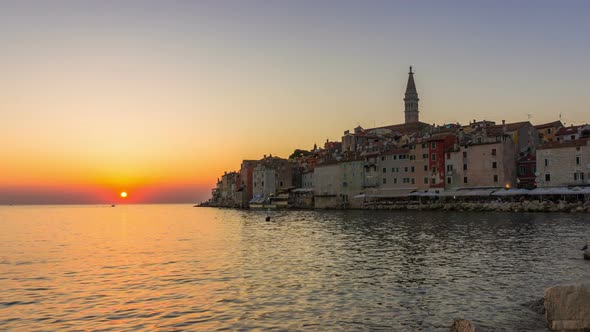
[1,0,589,204]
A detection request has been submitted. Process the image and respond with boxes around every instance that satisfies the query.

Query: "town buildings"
[207,67,589,208]
[536,139,590,187]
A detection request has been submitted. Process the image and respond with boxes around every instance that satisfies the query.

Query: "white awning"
[491,189,531,196]
[529,187,590,195]
[440,189,496,197]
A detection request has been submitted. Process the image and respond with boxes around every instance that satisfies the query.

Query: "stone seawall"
[360,199,590,213]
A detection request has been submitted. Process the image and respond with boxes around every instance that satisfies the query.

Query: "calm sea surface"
[1,205,589,331]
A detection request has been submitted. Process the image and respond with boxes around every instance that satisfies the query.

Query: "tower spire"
[404,65,419,124]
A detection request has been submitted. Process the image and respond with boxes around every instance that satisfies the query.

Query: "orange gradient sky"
[1,1,589,204]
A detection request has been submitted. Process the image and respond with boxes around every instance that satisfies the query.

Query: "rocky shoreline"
[361,199,590,213]
[198,199,590,213]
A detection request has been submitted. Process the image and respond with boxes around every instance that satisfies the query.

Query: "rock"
[525,297,545,315]
[450,319,480,332]
[544,281,590,331]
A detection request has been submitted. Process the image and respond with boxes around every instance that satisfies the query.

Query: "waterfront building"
[239,160,257,204]
[445,134,517,189]
[313,161,341,208]
[219,171,241,206]
[373,148,417,197]
[339,158,365,208]
[426,133,456,189]
[536,139,590,187]
[517,152,537,189]
[534,121,563,143]
[408,139,431,191]
[252,156,292,201]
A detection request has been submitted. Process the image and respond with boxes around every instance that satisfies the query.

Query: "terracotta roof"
[555,125,587,136]
[486,121,532,136]
[534,121,563,130]
[369,121,431,134]
[537,138,590,150]
[426,133,456,142]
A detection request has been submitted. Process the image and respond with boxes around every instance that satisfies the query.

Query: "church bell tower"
[404,66,420,124]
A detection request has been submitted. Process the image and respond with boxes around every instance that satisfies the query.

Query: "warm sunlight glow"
[120,192,128,198]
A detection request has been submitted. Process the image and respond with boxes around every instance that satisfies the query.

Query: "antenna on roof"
[526,113,532,120]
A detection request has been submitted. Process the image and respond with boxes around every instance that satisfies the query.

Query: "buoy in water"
[265,216,271,221]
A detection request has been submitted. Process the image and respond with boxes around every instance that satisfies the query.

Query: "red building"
[427,133,457,188]
[517,153,536,189]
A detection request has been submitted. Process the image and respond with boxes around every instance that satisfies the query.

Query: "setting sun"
[120,192,128,198]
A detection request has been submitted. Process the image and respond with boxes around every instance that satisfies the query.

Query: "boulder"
[450,319,480,332]
[544,281,590,331]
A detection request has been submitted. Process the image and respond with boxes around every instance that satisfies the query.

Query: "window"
[411,178,415,184]
[447,153,451,160]
[519,165,526,176]
[422,143,428,148]
[431,178,436,184]
[574,172,585,181]
[571,135,575,140]
[463,177,468,184]
[492,162,497,169]
[424,177,429,184]
[383,178,387,184]
[432,166,437,173]
[447,177,452,184]
[411,166,415,172]
[431,153,436,161]
[545,174,551,181]
[492,149,497,156]
[423,165,428,171]
[381,156,386,161]
[493,175,498,182]
[393,155,397,160]
[447,165,453,172]
[477,137,482,144]
[544,159,549,167]
[383,168,387,173]
[279,181,283,186]
[576,156,581,165]
[404,167,408,172]
[394,178,397,184]
[422,153,429,159]
[463,164,467,171]
[391,168,395,173]
[431,142,436,148]
[463,151,467,158]
[547,128,552,134]
[410,155,416,160]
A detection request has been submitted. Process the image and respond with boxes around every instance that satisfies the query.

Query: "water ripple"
[0,206,589,331]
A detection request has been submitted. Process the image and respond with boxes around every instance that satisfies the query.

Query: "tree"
[289,149,311,160]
